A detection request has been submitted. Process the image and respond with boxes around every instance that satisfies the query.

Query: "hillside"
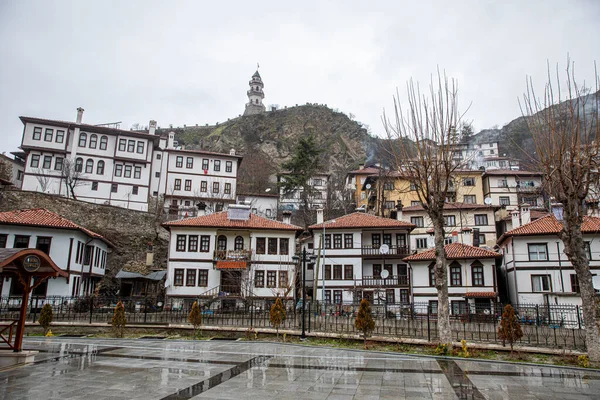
[157,104,377,192]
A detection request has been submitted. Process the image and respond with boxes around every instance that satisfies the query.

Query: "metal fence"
[0,295,588,351]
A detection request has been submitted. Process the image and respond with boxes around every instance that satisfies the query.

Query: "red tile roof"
[402,202,498,212]
[347,167,381,175]
[498,214,600,245]
[0,208,112,246]
[403,242,501,261]
[163,211,303,231]
[501,209,549,222]
[309,212,415,230]
[482,169,542,176]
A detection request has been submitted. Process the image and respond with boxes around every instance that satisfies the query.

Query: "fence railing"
[0,295,588,351]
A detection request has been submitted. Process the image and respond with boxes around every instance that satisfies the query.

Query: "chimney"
[168,132,175,149]
[520,203,531,225]
[149,120,157,135]
[395,200,404,221]
[76,107,84,124]
[230,148,236,156]
[551,203,564,221]
[511,210,520,229]
[146,242,154,267]
[462,229,472,246]
[358,163,364,170]
[196,202,207,217]
[316,208,324,224]
[282,210,292,224]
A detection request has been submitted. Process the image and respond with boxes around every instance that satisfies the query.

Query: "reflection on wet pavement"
[0,337,599,399]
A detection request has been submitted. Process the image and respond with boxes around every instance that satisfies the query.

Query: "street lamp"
[293,248,315,339]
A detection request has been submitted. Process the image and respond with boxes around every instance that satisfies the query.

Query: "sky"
[1,0,599,155]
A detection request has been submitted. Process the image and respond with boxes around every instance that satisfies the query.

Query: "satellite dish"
[265,188,271,192]
[366,184,372,190]
[381,269,390,279]
[380,244,390,254]
[484,197,493,205]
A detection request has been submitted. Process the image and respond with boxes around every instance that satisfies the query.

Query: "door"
[220,271,242,295]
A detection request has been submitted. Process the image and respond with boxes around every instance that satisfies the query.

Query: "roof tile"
[403,242,501,261]
[309,212,415,230]
[402,202,498,212]
[163,211,303,231]
[498,214,600,244]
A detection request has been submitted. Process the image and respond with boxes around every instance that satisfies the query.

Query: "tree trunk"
[561,205,600,362]
[432,215,451,344]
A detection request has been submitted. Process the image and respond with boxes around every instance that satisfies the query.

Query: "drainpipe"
[556,241,565,292]
[511,238,519,306]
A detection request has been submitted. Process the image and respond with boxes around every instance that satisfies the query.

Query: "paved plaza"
[0,337,599,399]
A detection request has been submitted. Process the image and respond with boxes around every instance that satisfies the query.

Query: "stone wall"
[0,190,169,294]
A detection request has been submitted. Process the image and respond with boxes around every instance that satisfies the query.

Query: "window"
[124,165,132,178]
[200,236,210,252]
[187,235,198,252]
[451,301,468,316]
[14,235,30,248]
[279,271,288,288]
[17,170,23,180]
[570,274,580,293]
[33,127,42,140]
[478,234,485,246]
[118,139,126,151]
[410,182,417,191]
[268,238,278,255]
[97,160,105,175]
[324,290,332,303]
[416,238,428,249]
[75,157,83,172]
[85,159,93,173]
[472,264,484,286]
[174,179,181,190]
[79,133,87,147]
[333,234,342,249]
[185,179,192,191]
[383,182,394,190]
[214,160,221,171]
[212,182,219,193]
[344,265,353,280]
[474,214,488,226]
[396,234,407,247]
[323,234,331,249]
[528,243,548,261]
[384,201,395,209]
[399,289,409,303]
[256,238,266,254]
[226,161,233,173]
[127,140,135,152]
[156,153,161,160]
[499,197,510,206]
[186,269,196,286]
[224,183,231,194]
[200,181,207,192]
[89,134,97,149]
[331,265,341,280]
[114,164,123,177]
[266,209,272,218]
[463,177,475,186]
[186,157,193,168]
[198,270,208,287]
[202,159,209,170]
[532,275,551,292]
[450,263,462,286]
[267,271,276,288]
[463,195,476,204]
[333,290,343,304]
[324,265,332,280]
[176,235,186,252]
[43,155,52,169]
[411,201,420,207]
[444,215,456,226]
[36,237,52,254]
[235,236,244,250]
[279,238,289,255]
[174,269,184,286]
[498,179,508,188]
[44,128,53,142]
[155,172,160,178]
[344,234,353,249]
[411,217,424,227]
[111,183,118,193]
[136,141,144,154]
[89,182,98,191]
[386,289,395,303]
[0,234,7,248]
[30,154,40,168]
[383,234,392,246]
[99,136,107,150]
[373,264,382,278]
[255,271,265,287]
[372,234,381,248]
[132,166,140,179]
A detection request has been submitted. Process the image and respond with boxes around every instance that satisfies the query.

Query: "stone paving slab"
[0,337,599,399]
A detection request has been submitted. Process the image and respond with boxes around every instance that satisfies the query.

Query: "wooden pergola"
[0,248,67,352]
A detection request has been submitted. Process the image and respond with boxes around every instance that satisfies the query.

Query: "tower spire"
[244,67,266,116]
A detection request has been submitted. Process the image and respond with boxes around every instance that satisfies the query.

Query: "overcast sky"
[1,0,598,155]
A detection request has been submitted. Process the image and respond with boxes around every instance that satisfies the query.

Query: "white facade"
[244,70,266,116]
[482,170,544,210]
[237,193,279,219]
[0,215,110,297]
[0,153,25,188]
[278,173,330,211]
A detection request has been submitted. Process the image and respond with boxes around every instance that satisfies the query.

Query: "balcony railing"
[213,249,252,262]
[361,245,410,257]
[516,185,540,193]
[361,275,409,287]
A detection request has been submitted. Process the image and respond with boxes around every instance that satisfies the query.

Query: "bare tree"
[520,58,600,362]
[34,169,51,192]
[383,71,467,344]
[61,158,85,200]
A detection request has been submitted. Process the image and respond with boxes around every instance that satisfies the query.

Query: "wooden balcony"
[361,275,409,287]
[361,245,410,258]
[213,249,252,262]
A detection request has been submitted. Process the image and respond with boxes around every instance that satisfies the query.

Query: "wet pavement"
[1,337,599,399]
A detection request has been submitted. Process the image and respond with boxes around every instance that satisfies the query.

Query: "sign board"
[23,255,41,273]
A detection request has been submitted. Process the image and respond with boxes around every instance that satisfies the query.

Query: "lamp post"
[294,248,314,339]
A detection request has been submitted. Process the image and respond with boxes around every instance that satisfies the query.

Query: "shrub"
[270,297,286,339]
[578,355,590,368]
[188,301,202,338]
[38,304,53,335]
[355,299,375,349]
[498,304,523,354]
[111,301,127,338]
[45,329,54,337]
[460,339,470,358]
[434,342,451,356]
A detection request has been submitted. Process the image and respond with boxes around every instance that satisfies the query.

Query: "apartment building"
[278,173,329,211]
[0,152,25,188]
[482,170,545,209]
